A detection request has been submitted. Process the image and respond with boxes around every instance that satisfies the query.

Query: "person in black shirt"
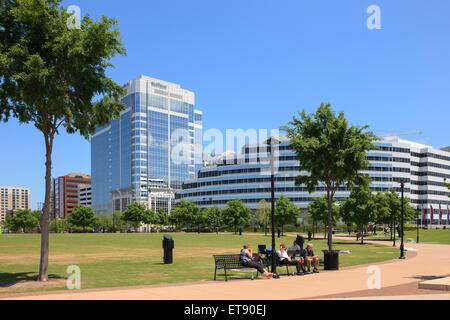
[301,243,319,273]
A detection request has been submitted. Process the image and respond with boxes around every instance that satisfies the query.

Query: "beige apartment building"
[0,186,31,222]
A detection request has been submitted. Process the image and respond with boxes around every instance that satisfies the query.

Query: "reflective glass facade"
[92,76,203,214]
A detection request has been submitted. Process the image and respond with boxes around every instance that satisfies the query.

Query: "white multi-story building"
[78,184,92,207]
[176,137,450,225]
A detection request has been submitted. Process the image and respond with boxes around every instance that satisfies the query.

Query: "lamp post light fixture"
[399,180,407,259]
[265,136,280,277]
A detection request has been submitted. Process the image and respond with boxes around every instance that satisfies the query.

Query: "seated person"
[301,243,320,273]
[288,240,302,256]
[240,244,273,279]
[277,244,305,275]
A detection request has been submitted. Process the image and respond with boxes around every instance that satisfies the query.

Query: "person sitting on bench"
[301,243,319,273]
[240,244,273,279]
[277,244,305,275]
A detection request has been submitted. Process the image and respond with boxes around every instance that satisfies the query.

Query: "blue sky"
[1,0,449,208]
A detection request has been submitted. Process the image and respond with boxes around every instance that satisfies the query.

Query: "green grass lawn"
[365,229,450,244]
[0,232,399,295]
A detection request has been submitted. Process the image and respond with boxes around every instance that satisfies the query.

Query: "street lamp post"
[392,213,396,247]
[399,180,406,259]
[416,205,420,244]
[265,137,280,277]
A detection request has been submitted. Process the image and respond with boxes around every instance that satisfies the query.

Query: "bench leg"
[214,267,217,281]
[224,268,228,282]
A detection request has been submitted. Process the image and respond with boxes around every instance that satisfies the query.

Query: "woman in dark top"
[240,244,273,279]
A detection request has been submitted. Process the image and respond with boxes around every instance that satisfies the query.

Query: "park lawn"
[0,232,398,295]
[365,229,450,244]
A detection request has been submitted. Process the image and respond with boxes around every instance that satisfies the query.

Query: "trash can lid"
[163,234,172,240]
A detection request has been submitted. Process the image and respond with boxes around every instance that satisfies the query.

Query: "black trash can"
[277,229,281,238]
[162,234,174,264]
[308,231,312,241]
[239,228,242,236]
[322,250,339,270]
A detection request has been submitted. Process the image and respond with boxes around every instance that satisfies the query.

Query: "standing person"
[301,243,320,273]
[240,245,273,279]
[295,234,305,251]
[277,244,305,275]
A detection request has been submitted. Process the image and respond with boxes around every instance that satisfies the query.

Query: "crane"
[380,131,422,138]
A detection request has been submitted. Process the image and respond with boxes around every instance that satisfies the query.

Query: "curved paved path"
[2,238,450,300]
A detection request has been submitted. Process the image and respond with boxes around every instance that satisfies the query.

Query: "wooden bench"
[213,254,261,281]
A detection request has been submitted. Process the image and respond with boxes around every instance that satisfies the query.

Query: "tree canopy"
[122,202,147,229]
[0,0,126,281]
[170,199,201,228]
[341,186,377,244]
[274,195,300,234]
[68,205,96,232]
[283,103,376,250]
[4,209,40,232]
[223,199,251,234]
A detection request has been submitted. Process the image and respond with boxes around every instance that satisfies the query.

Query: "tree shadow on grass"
[332,241,373,246]
[0,272,64,288]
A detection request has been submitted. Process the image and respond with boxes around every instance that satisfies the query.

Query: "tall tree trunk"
[38,133,53,282]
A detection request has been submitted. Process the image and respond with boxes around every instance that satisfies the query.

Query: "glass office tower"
[91,75,203,214]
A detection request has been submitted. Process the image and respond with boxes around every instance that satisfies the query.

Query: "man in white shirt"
[277,244,305,275]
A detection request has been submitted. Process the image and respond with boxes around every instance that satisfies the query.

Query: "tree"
[384,188,416,240]
[97,213,112,232]
[49,218,69,233]
[0,0,126,281]
[308,196,340,238]
[204,206,223,234]
[283,103,376,251]
[341,186,377,244]
[192,209,207,232]
[4,209,40,233]
[155,208,169,228]
[122,202,147,230]
[373,192,391,227]
[171,199,200,229]
[253,199,270,235]
[275,195,300,235]
[223,199,251,234]
[111,211,126,233]
[142,209,156,232]
[68,205,96,232]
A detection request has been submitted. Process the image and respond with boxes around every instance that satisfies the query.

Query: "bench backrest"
[213,254,242,268]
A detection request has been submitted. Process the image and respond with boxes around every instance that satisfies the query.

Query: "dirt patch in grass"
[0,279,68,293]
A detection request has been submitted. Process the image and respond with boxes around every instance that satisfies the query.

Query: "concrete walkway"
[2,237,450,300]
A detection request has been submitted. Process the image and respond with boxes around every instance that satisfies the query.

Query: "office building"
[0,186,30,222]
[91,75,203,214]
[52,173,91,219]
[176,137,450,224]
